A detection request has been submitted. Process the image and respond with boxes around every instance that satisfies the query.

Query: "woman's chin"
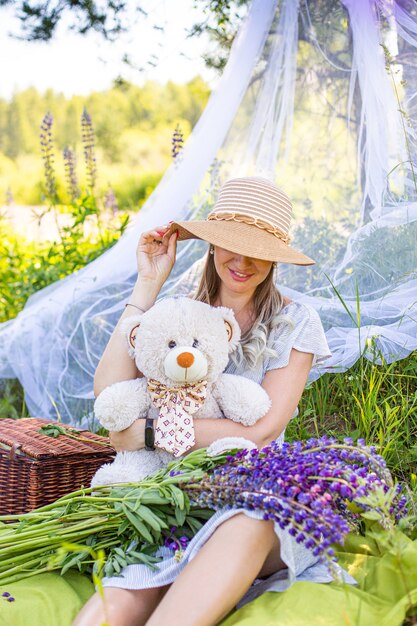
[223,279,256,295]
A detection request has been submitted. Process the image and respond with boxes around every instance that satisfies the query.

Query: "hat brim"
[168,220,315,265]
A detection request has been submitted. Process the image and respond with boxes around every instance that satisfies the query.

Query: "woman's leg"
[145,514,285,626]
[72,585,169,626]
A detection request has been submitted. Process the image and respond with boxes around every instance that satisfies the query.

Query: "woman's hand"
[136,224,178,286]
[109,419,146,452]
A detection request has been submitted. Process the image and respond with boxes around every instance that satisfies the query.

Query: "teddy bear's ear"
[216,307,241,352]
[120,314,143,358]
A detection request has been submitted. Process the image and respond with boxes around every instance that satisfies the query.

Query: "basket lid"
[0,418,114,460]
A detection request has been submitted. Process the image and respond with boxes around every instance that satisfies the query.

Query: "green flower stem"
[0,566,53,585]
[1,516,112,541]
[0,518,64,537]
[0,511,61,523]
[0,527,115,553]
[0,521,111,554]
[0,554,54,579]
[0,545,56,568]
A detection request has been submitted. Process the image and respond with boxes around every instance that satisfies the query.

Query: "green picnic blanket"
[1,532,416,626]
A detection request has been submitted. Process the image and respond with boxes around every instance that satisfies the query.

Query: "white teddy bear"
[91,297,270,487]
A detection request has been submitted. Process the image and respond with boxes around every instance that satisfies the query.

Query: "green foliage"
[0,0,134,42]
[287,352,417,485]
[0,79,210,207]
[0,379,27,420]
[0,79,209,160]
[0,0,249,49]
[111,171,162,209]
[0,203,128,323]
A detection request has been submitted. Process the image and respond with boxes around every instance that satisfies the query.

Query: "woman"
[73,177,331,626]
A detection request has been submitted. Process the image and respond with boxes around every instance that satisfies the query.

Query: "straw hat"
[168,177,314,265]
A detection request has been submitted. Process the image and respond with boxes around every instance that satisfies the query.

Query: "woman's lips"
[228,268,254,282]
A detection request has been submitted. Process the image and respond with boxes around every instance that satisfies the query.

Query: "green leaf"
[361,511,383,521]
[174,507,186,526]
[113,547,127,559]
[104,560,114,578]
[126,551,159,570]
[140,490,170,506]
[186,517,204,534]
[60,550,89,575]
[170,486,186,510]
[137,505,168,531]
[117,519,130,535]
[122,505,154,543]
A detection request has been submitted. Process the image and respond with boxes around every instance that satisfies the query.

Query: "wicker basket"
[0,417,115,515]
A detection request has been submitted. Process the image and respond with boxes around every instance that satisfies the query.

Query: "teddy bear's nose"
[176,351,195,368]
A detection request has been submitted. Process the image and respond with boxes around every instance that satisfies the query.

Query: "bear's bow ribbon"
[147,379,208,457]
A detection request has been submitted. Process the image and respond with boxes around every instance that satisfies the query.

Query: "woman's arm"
[94,225,178,396]
[108,348,313,451]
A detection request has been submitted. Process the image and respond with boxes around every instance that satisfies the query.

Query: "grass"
[287,351,417,487]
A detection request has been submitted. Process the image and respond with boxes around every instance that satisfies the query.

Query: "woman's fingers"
[140,224,174,244]
[167,230,178,259]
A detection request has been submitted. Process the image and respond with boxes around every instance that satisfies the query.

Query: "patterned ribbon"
[207,211,291,244]
[147,378,208,457]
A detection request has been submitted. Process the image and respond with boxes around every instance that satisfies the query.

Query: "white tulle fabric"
[0,0,416,425]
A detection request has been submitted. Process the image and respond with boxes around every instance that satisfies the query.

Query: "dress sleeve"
[265,303,332,372]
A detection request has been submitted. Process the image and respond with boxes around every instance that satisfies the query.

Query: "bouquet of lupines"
[0,438,407,585]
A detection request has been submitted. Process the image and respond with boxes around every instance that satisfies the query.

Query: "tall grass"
[288,352,417,486]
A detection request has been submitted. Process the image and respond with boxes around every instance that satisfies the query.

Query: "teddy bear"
[91,297,270,487]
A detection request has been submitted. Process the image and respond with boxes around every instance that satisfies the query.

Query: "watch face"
[145,419,155,450]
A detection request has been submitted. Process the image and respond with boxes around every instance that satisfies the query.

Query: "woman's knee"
[72,585,169,626]
[220,513,277,546]
[217,514,284,577]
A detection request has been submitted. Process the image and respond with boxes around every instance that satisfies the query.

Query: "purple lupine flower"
[104,186,118,214]
[81,108,97,192]
[171,124,184,160]
[39,112,56,200]
[63,146,80,202]
[163,525,178,551]
[184,437,407,563]
[163,526,190,553]
[178,536,189,548]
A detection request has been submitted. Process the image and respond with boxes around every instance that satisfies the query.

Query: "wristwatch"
[144,417,155,451]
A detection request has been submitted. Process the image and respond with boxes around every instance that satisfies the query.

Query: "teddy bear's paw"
[90,461,132,488]
[91,450,169,488]
[94,379,149,431]
[213,374,272,426]
[245,385,272,422]
[207,437,257,457]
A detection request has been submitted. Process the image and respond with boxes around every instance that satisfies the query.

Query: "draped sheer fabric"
[0,0,416,425]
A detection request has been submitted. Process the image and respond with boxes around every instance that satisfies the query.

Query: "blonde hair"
[194,252,290,368]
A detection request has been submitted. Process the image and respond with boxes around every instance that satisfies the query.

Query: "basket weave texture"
[0,418,115,515]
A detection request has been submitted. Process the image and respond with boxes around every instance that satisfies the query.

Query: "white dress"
[102,301,356,603]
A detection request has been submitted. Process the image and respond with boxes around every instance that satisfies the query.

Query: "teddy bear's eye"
[168,340,177,349]
[192,339,199,348]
